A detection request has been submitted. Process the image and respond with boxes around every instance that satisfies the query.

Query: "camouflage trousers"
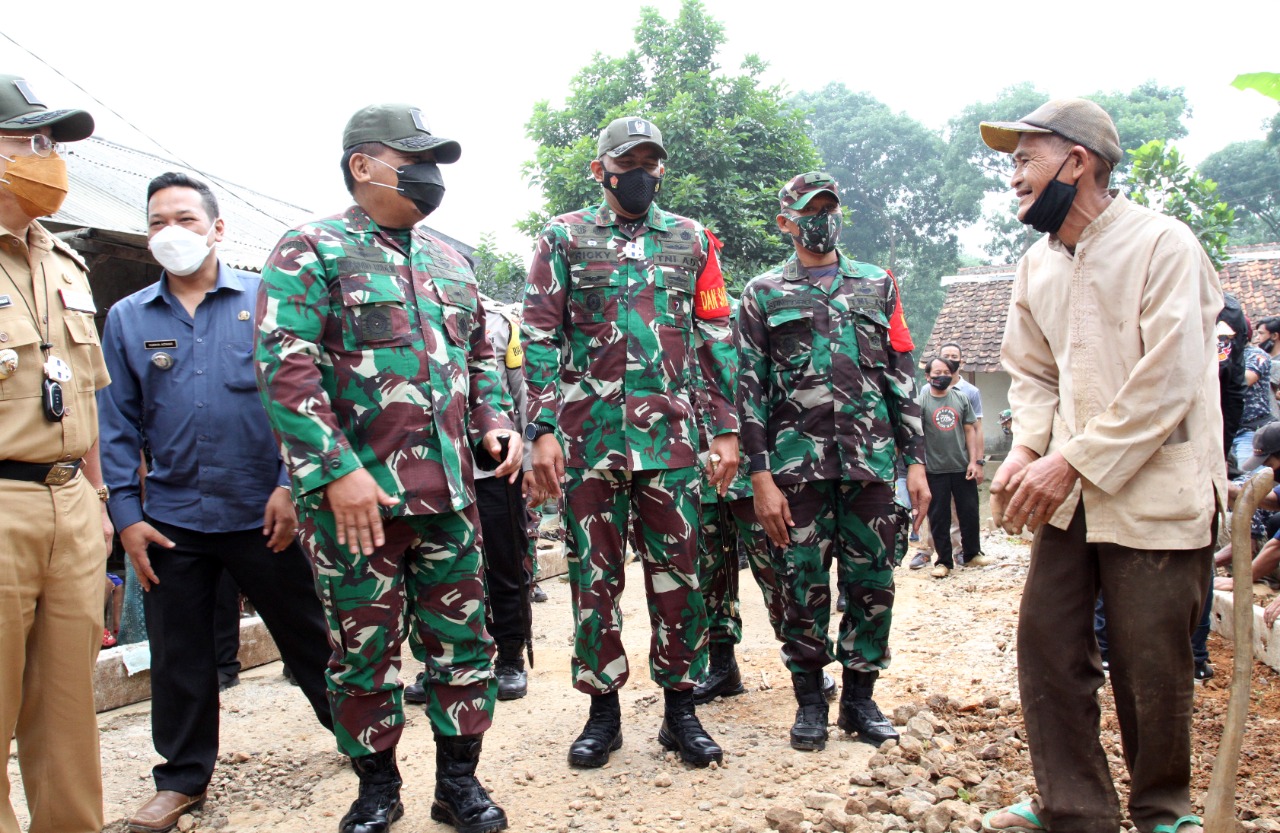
[776,479,897,674]
[297,504,496,758]
[563,466,707,693]
[697,497,785,645]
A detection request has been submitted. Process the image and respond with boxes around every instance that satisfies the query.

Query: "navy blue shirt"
[98,263,288,533]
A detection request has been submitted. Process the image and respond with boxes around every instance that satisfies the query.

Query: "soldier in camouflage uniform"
[256,104,516,833]
[522,117,739,768]
[737,172,929,752]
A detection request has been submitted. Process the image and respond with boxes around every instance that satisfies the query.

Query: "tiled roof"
[924,244,1280,373]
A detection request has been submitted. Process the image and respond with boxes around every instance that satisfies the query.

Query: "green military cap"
[778,171,840,211]
[597,116,667,159]
[342,104,461,164]
[0,74,93,142]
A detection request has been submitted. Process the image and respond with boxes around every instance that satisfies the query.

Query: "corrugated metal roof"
[44,137,316,272]
[41,137,475,271]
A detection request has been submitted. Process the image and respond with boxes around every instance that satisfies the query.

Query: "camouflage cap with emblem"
[778,171,840,212]
[0,74,93,142]
[342,104,460,164]
[597,117,667,159]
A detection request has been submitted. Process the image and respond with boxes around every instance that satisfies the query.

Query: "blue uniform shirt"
[98,263,288,533]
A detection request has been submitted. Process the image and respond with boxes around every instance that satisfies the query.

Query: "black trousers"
[213,572,241,682]
[923,471,980,568]
[475,474,532,645]
[143,518,334,794]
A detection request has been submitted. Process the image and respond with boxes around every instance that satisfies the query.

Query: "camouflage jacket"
[255,206,512,515]
[522,200,738,471]
[695,303,751,503]
[736,252,924,486]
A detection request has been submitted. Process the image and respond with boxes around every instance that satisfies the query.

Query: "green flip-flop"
[982,800,1046,832]
[1152,815,1202,833]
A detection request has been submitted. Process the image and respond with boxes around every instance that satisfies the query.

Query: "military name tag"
[663,272,693,293]
[0,295,11,309]
[59,288,96,313]
[144,339,178,349]
[766,296,811,314]
[337,257,394,275]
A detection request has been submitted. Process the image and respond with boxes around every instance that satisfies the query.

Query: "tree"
[470,234,528,304]
[1128,140,1235,270]
[792,84,982,348]
[521,0,820,283]
[1199,140,1280,244]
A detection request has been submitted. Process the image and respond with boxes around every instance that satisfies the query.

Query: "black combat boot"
[567,690,622,767]
[403,671,427,705]
[339,748,403,833]
[837,669,899,747]
[789,670,829,751]
[692,641,744,705]
[494,641,528,701]
[657,688,724,766]
[430,735,508,833]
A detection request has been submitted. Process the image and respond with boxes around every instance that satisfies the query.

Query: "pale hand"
[325,468,399,556]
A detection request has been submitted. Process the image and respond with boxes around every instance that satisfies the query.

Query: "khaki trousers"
[1019,503,1212,833]
[0,476,106,833]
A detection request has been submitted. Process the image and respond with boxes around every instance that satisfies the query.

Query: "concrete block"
[535,539,567,580]
[94,617,281,713]
[1207,589,1280,673]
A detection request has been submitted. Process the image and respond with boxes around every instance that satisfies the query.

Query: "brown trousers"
[1018,503,1212,833]
[0,476,106,833]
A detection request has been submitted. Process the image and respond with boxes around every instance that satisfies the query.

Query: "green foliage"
[1199,140,1280,242]
[1232,72,1280,102]
[520,0,820,281]
[793,83,981,348]
[470,233,528,304]
[982,203,1040,264]
[1089,81,1189,179]
[1128,140,1235,270]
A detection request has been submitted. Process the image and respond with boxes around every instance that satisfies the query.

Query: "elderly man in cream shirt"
[981,99,1224,833]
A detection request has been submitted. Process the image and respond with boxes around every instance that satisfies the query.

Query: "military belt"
[0,459,83,486]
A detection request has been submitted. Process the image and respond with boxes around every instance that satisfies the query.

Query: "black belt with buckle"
[0,459,84,486]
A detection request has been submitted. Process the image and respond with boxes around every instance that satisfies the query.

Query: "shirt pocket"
[767,305,814,371]
[853,305,890,368]
[655,266,695,329]
[568,266,623,325]
[220,341,257,391]
[63,311,101,392]
[0,314,44,399]
[338,275,415,350]
[433,278,478,348]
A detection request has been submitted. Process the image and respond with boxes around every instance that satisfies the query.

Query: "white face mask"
[149,223,215,276]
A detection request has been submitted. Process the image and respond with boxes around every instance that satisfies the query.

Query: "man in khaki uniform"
[0,74,111,833]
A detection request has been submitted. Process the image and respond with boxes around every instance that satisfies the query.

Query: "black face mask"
[1264,338,1277,353]
[928,376,951,390]
[1021,155,1076,234]
[366,155,446,216]
[601,165,661,216]
[395,162,446,216]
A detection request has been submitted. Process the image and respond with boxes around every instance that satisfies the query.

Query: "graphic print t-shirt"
[916,387,975,474]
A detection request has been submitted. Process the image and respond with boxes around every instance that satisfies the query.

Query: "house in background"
[923,243,1280,459]
[46,137,475,325]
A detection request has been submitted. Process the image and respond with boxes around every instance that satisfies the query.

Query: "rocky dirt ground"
[9,529,1280,833]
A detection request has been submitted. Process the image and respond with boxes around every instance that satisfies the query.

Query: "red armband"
[886,269,914,353]
[695,229,730,320]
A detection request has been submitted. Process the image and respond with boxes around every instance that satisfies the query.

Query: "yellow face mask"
[0,150,68,218]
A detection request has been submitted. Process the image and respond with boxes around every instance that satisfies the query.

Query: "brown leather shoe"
[127,790,206,832]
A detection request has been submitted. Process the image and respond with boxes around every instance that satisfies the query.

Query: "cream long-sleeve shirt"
[1001,193,1226,550]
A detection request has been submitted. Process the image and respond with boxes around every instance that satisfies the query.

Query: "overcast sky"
[4,1,1277,260]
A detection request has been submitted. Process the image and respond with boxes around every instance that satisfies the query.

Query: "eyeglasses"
[0,133,62,158]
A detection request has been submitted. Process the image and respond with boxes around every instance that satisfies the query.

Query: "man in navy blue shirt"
[98,172,333,833]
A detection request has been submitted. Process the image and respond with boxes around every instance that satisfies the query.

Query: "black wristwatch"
[523,422,555,442]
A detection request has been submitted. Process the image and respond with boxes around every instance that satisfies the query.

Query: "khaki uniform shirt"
[0,219,109,464]
[1001,194,1225,549]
